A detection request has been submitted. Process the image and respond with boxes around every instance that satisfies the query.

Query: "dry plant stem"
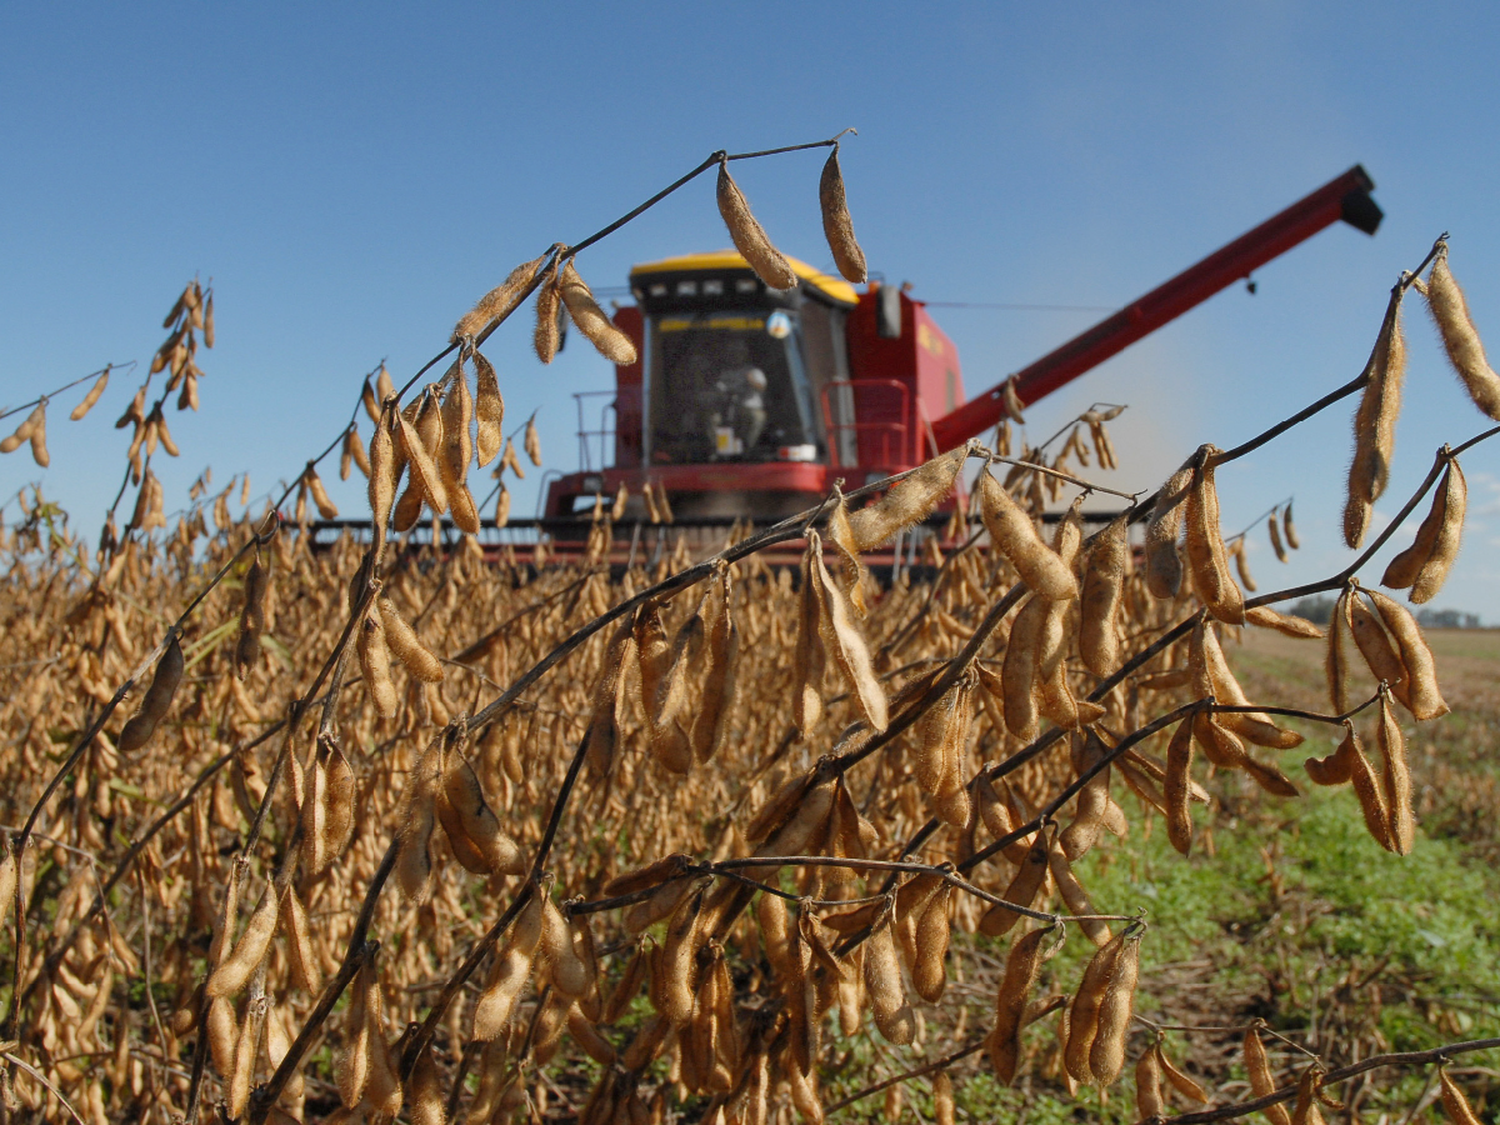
[0,361,131,423]
[1,1050,88,1125]
[980,449,1141,502]
[1170,1036,1500,1125]
[402,131,853,403]
[248,846,398,1121]
[823,1038,988,1115]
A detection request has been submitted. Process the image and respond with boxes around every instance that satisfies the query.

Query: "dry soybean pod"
[1425,242,1500,419]
[846,448,965,550]
[1063,930,1124,1085]
[357,607,399,718]
[1157,1043,1209,1103]
[1164,715,1195,856]
[1344,285,1407,549]
[1283,501,1300,549]
[118,635,185,753]
[1439,1068,1483,1125]
[716,158,797,290]
[378,596,445,683]
[1382,459,1456,592]
[1135,1044,1165,1120]
[1376,691,1414,854]
[1324,589,1353,715]
[978,469,1078,601]
[1346,723,1394,851]
[26,401,48,467]
[70,369,109,420]
[206,881,282,998]
[979,838,1049,937]
[1048,837,1111,947]
[986,923,1055,1084]
[1183,449,1244,624]
[864,906,915,1046]
[557,259,638,365]
[1145,460,1194,599]
[1079,515,1127,677]
[1347,590,1409,706]
[473,348,506,466]
[1243,1024,1292,1125]
[473,890,545,1040]
[819,143,867,283]
[1365,586,1448,720]
[453,253,547,343]
[235,553,267,680]
[306,466,339,519]
[1268,511,1288,562]
[1087,928,1142,1087]
[533,258,564,364]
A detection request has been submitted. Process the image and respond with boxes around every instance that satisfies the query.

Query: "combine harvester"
[537,165,1381,563]
[310,166,1382,563]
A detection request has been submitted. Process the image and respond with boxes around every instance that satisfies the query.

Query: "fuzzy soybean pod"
[864,907,915,1046]
[558,260,639,365]
[1000,592,1047,740]
[437,741,524,876]
[911,883,954,1003]
[118,636,185,753]
[1347,726,1394,851]
[1088,930,1142,1086]
[1439,1069,1483,1125]
[234,554,267,680]
[356,607,399,718]
[533,259,564,364]
[378,596,445,683]
[1184,450,1245,624]
[1377,693,1415,855]
[472,349,506,467]
[1383,459,1466,603]
[1048,837,1111,947]
[395,395,449,517]
[978,839,1049,937]
[1165,716,1196,855]
[1243,1026,1293,1125]
[206,881,282,998]
[819,145,867,283]
[473,890,545,1041]
[1425,244,1500,420]
[810,542,888,731]
[1347,592,1408,703]
[1136,1044,1165,1120]
[1145,461,1195,598]
[1366,587,1448,720]
[716,160,798,290]
[1344,286,1407,549]
[453,253,547,343]
[367,408,398,544]
[1064,931,1126,1085]
[1079,515,1128,677]
[986,924,1055,1084]
[846,449,964,550]
[978,470,1078,601]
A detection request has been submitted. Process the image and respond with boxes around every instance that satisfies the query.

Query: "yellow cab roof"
[630,250,859,307]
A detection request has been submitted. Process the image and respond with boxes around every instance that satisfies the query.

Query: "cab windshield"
[646,310,817,464]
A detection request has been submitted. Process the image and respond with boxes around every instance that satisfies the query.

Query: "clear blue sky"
[5,3,1500,619]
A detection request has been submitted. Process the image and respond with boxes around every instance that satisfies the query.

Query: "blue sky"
[5,3,1500,619]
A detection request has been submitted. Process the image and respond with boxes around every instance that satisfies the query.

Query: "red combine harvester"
[543,166,1381,532]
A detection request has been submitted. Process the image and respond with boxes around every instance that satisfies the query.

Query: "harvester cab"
[546,250,962,524]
